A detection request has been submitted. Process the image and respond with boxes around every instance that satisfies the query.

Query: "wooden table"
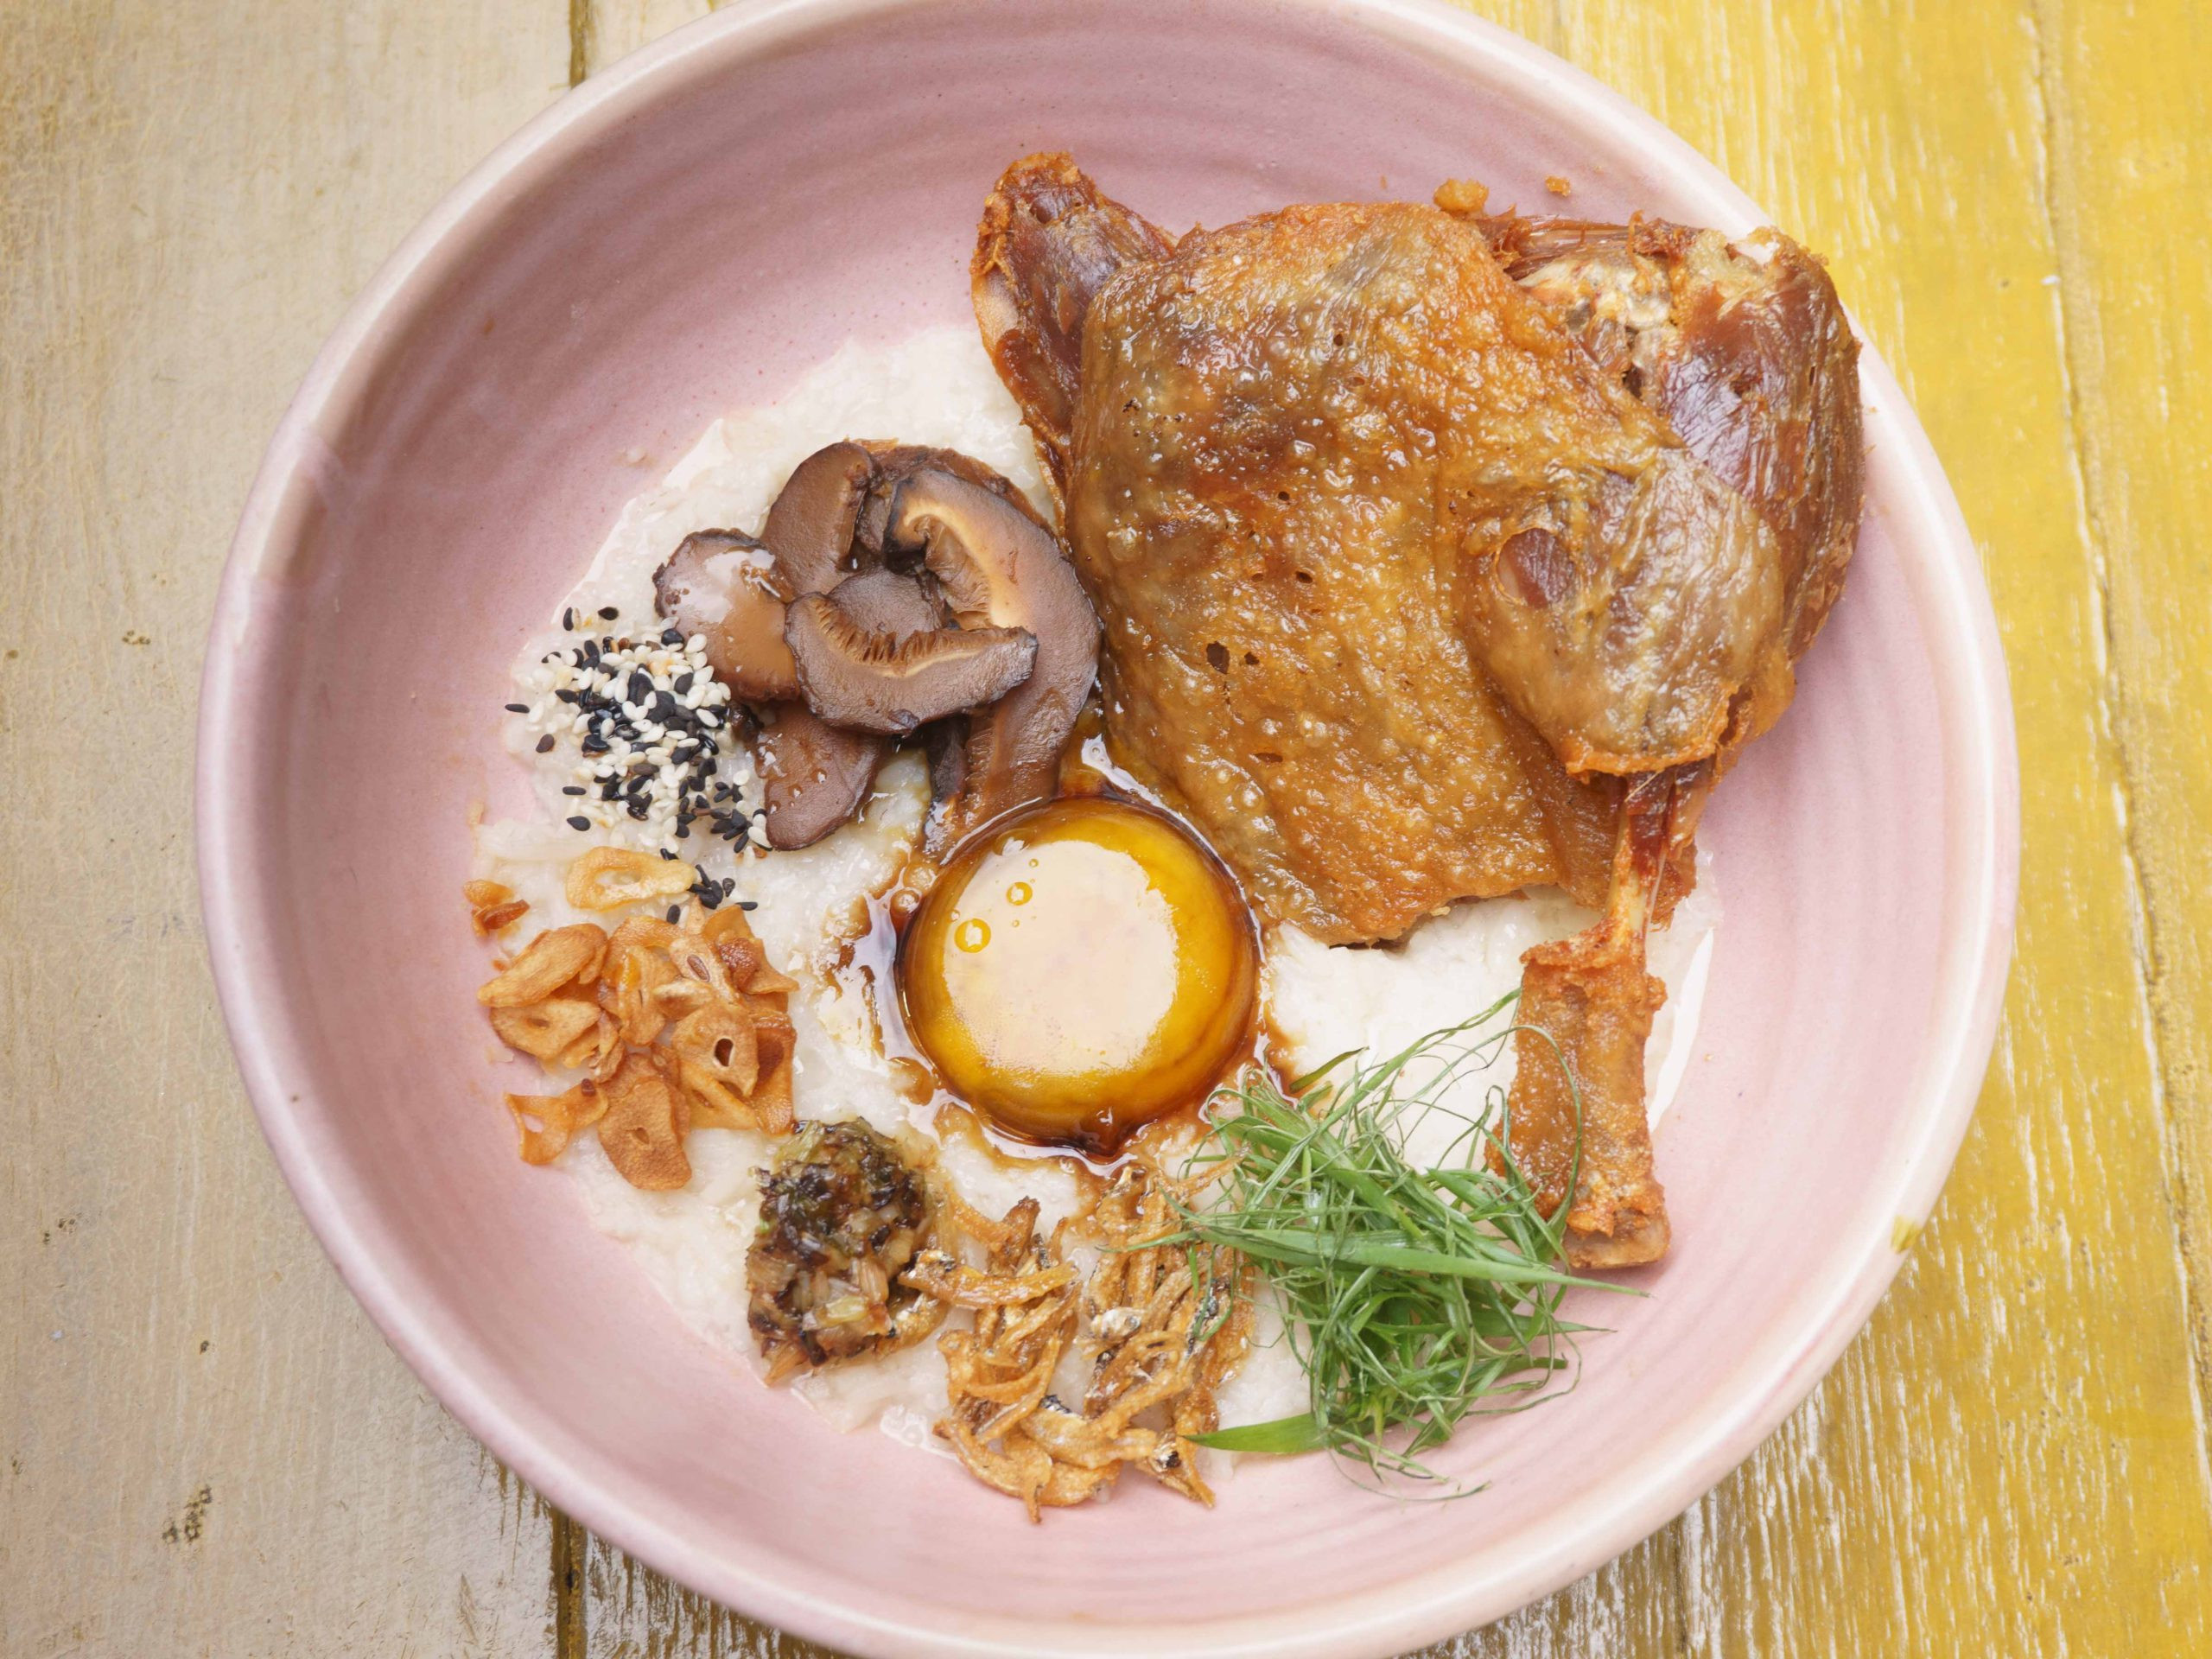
[5,1,2208,1652]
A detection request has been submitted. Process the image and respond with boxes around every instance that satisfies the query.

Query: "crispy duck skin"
[973,154,1177,505]
[975,156,1642,938]
[971,156,1860,1266]
[1468,205,1861,1262]
[1467,207,1865,757]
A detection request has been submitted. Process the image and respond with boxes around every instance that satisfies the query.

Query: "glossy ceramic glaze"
[195,2,2018,1654]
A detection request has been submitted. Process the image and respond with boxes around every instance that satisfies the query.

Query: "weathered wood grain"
[572,0,717,81]
[1524,2,2212,1654]
[0,3,571,1655]
[2036,0,2212,1469]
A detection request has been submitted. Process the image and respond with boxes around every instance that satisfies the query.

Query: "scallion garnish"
[1159,994,1635,1489]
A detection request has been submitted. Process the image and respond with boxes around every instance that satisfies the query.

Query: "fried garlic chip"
[476,855,808,1188]
[671,1003,762,1129]
[478,924,607,1007]
[488,995,601,1061]
[465,879,530,936]
[597,1052,690,1191]
[600,933,680,1048]
[747,1011,798,1136]
[502,1078,607,1165]
[565,846,699,912]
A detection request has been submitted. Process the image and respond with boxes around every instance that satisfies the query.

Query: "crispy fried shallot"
[918,1164,1252,1520]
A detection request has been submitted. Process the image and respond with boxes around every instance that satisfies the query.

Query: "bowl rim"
[195,0,2020,1652]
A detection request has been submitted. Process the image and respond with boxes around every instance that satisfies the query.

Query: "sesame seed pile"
[508,604,769,878]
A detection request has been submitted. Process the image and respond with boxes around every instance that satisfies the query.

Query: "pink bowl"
[196,1,2018,1653]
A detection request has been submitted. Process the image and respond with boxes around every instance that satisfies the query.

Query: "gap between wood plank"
[555,1509,588,1656]
[2023,0,2212,1496]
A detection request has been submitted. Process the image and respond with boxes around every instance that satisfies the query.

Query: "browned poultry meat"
[971,156,1859,1265]
[1449,202,1863,1262]
[1468,203,1863,761]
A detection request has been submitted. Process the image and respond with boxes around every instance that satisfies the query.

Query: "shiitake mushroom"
[652,442,1098,851]
[881,469,1101,844]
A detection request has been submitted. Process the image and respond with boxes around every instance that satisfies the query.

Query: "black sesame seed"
[658,848,677,861]
[554,687,580,704]
[626,800,649,821]
[582,736,608,755]
[563,607,575,631]
[698,887,721,910]
[566,816,590,831]
[674,824,690,839]
[666,905,682,924]
[561,785,586,796]
[673,673,695,695]
[534,734,556,753]
[661,626,683,646]
[504,702,529,714]
[598,605,619,620]
[738,899,759,912]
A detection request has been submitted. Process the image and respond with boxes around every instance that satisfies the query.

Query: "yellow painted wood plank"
[0,3,574,1654]
[2038,0,2212,1463]
[534,3,2212,1655]
[1506,0,2212,1654]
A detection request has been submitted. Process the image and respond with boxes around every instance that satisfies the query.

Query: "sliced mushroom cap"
[747,442,884,849]
[925,715,969,805]
[854,443,1046,560]
[653,530,799,702]
[785,592,1036,737]
[817,567,946,637]
[752,705,884,851]
[761,441,874,598]
[884,470,1101,841]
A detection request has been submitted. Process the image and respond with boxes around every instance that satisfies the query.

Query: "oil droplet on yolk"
[898,798,1258,1150]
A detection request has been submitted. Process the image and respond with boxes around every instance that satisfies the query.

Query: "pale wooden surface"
[3,1,2209,1655]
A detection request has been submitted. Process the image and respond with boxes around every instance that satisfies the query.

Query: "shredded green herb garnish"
[1155,992,1635,1490]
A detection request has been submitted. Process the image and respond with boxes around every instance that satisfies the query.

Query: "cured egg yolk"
[899,798,1258,1150]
